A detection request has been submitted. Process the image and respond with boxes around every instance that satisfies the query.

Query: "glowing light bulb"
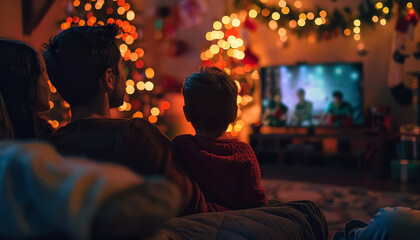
[372,16,379,22]
[210,44,220,54]
[375,2,383,9]
[307,12,315,20]
[281,7,290,15]
[269,20,278,30]
[222,16,230,24]
[249,9,258,18]
[344,29,351,36]
[84,3,92,11]
[278,28,287,36]
[148,115,158,123]
[272,12,280,20]
[294,1,302,8]
[126,79,135,86]
[213,21,222,30]
[232,18,241,27]
[133,112,143,118]
[125,36,134,45]
[126,85,135,94]
[380,19,387,25]
[151,107,160,116]
[126,10,135,21]
[145,68,155,79]
[297,19,306,27]
[278,0,287,8]
[136,81,145,90]
[145,81,154,91]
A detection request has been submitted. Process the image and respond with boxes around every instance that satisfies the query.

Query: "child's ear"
[183,106,191,122]
[101,68,115,91]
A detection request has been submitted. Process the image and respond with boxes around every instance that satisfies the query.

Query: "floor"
[260,163,420,239]
[261,163,420,194]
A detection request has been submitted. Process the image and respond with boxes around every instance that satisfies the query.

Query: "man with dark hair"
[292,88,313,126]
[324,90,353,127]
[172,67,267,210]
[43,25,226,215]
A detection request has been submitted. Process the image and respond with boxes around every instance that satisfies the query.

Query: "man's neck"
[70,97,111,121]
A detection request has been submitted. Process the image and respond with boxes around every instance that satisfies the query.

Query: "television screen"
[260,63,363,128]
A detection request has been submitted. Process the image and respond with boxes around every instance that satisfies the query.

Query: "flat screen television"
[260,63,363,128]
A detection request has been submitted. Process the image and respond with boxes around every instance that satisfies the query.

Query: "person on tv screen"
[323,90,353,127]
[291,89,313,127]
[263,90,288,127]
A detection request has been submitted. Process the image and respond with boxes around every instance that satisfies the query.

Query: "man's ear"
[183,106,191,122]
[101,68,115,91]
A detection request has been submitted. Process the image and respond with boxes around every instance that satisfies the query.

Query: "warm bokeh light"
[126,85,135,94]
[136,81,145,90]
[281,7,290,15]
[278,0,287,8]
[148,115,158,123]
[145,68,155,79]
[272,12,280,20]
[126,10,135,21]
[133,111,143,118]
[151,107,160,116]
[249,9,258,18]
[344,29,351,36]
[145,81,154,91]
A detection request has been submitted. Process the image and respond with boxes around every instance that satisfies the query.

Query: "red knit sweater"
[172,135,267,210]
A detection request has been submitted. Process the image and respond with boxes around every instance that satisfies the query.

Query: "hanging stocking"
[388,4,418,105]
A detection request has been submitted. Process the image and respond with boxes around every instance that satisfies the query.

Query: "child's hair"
[183,67,238,136]
[0,94,14,139]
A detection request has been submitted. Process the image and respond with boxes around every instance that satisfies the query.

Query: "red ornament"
[241,48,259,67]
[244,17,258,32]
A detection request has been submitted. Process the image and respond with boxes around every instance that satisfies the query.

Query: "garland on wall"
[233,0,418,44]
[46,0,171,129]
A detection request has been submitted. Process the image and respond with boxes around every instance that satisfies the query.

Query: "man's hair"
[297,88,305,96]
[333,91,343,99]
[183,67,238,134]
[42,24,121,106]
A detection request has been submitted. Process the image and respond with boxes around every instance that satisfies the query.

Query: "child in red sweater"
[172,67,267,210]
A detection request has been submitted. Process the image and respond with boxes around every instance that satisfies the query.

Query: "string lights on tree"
[47,0,171,128]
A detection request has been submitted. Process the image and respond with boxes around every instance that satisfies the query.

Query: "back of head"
[42,24,120,106]
[0,39,41,139]
[183,67,238,136]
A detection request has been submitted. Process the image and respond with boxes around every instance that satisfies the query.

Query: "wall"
[0,0,67,52]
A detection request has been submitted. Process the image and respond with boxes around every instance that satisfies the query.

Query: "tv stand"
[250,127,386,169]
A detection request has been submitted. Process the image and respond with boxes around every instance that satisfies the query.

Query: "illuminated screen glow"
[261,63,363,127]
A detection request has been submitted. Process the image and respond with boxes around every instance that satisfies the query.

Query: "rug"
[261,179,420,239]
